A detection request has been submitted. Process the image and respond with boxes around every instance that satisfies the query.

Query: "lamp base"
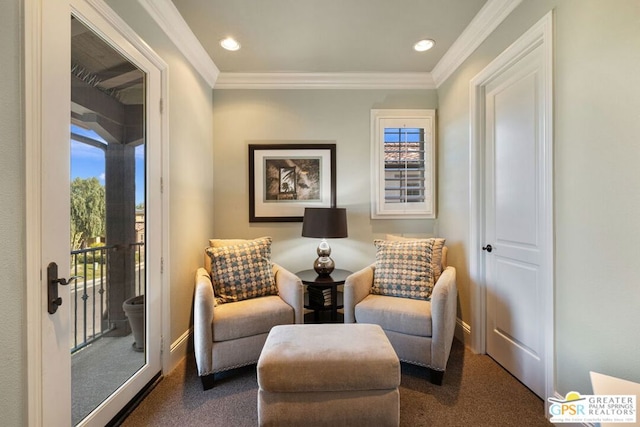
[313,239,334,276]
[313,256,335,276]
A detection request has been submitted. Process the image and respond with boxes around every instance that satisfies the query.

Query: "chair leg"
[428,368,445,385]
[201,374,215,390]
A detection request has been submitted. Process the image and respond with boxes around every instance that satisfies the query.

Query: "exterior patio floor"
[71,334,145,425]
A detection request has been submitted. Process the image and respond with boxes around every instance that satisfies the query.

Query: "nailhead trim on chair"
[211,360,259,374]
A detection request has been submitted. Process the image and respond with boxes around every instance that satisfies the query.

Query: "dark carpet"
[121,339,552,426]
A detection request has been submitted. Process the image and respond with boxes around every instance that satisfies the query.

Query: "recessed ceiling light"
[220,37,241,51]
[414,39,435,52]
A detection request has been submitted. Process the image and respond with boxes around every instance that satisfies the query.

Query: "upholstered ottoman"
[257,323,400,427]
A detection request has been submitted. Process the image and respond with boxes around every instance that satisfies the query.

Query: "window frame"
[370,109,436,219]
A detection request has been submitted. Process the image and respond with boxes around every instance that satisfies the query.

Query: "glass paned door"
[70,16,146,425]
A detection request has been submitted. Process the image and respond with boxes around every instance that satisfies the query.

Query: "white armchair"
[194,238,304,390]
[343,245,457,385]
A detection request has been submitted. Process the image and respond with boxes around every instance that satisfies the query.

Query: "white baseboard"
[455,317,472,347]
[165,328,192,374]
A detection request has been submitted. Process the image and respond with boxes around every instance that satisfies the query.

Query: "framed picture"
[249,143,336,222]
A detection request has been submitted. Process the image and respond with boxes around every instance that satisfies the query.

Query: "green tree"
[71,177,105,249]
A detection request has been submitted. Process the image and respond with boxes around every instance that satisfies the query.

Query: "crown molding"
[215,72,436,90]
[137,0,219,88]
[431,0,523,87]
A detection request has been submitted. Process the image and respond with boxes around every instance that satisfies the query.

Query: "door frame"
[25,0,170,424]
[468,11,554,401]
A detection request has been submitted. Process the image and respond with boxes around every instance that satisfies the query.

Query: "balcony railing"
[70,243,145,353]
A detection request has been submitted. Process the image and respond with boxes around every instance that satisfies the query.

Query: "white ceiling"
[137,0,522,88]
[169,0,488,74]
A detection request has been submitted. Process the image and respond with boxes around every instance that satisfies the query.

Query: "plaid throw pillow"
[372,239,439,301]
[205,237,277,304]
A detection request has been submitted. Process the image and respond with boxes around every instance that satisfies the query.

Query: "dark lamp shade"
[301,208,348,239]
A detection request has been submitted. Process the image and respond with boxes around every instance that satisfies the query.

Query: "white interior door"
[483,42,546,398]
[37,1,164,425]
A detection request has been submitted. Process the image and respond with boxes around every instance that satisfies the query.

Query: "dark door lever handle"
[47,262,82,314]
[482,244,493,253]
[53,276,81,286]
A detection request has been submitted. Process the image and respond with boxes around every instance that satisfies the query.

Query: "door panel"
[484,43,545,398]
[493,72,538,247]
[40,1,164,425]
[494,259,539,356]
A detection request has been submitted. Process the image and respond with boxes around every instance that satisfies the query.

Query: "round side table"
[297,269,352,323]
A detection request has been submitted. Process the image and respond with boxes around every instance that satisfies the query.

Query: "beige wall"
[106,0,215,356]
[0,0,26,424]
[438,0,640,395]
[211,89,438,273]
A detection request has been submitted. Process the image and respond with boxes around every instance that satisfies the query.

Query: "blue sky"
[71,124,145,205]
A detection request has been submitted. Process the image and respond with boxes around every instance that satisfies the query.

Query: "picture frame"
[249,143,336,222]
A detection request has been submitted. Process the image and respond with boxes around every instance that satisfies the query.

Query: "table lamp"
[301,207,348,276]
